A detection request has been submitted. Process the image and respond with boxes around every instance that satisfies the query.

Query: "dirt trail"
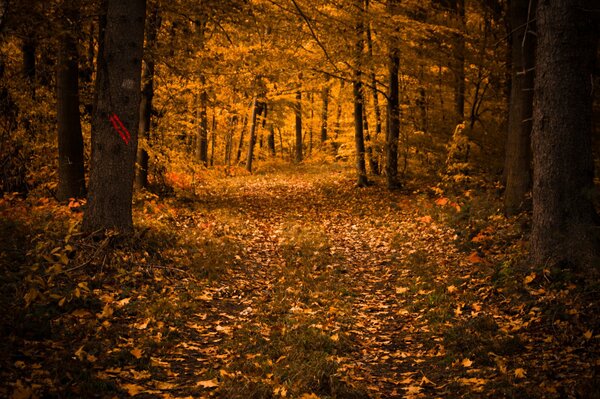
[182,168,466,397]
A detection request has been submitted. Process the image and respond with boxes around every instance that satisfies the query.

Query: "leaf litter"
[0,163,598,398]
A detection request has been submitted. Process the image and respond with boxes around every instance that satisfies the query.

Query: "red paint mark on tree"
[109,114,131,145]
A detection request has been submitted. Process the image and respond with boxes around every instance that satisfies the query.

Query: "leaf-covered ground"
[1,162,599,398]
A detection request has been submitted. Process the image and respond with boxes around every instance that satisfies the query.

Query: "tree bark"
[386,0,401,189]
[196,75,209,165]
[56,0,86,201]
[82,0,146,233]
[453,0,465,123]
[136,3,159,189]
[246,98,263,173]
[503,0,535,216]
[320,75,329,143]
[22,37,36,98]
[353,1,369,187]
[295,87,303,163]
[531,0,599,269]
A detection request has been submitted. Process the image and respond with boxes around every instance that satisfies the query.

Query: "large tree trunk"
[353,1,369,187]
[82,0,146,233]
[136,3,159,189]
[22,37,36,98]
[531,0,599,269]
[503,0,535,216]
[295,88,303,163]
[453,0,465,123]
[56,0,86,201]
[386,0,401,189]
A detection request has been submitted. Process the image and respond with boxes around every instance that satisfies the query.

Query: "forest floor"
[1,161,599,398]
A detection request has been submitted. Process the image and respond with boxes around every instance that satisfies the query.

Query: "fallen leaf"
[130,348,143,359]
[196,379,219,388]
[447,285,458,294]
[584,330,593,340]
[467,252,484,264]
[524,273,536,285]
[514,368,526,379]
[134,318,151,330]
[462,358,473,368]
[122,383,145,396]
[396,287,409,294]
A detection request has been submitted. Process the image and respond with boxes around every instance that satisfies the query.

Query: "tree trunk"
[196,75,209,165]
[246,98,263,173]
[22,37,36,98]
[268,124,276,156]
[334,80,344,138]
[320,76,329,143]
[236,114,248,163]
[136,3,159,189]
[82,0,146,234]
[353,2,369,187]
[453,0,465,123]
[295,88,303,163]
[531,0,599,269]
[386,0,401,189]
[56,0,86,201]
[503,0,535,216]
[210,111,216,166]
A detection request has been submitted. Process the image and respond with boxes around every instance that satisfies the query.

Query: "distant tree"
[82,0,146,233]
[503,0,535,216]
[246,97,265,173]
[295,83,303,163]
[531,0,599,269]
[320,75,329,143]
[56,0,86,201]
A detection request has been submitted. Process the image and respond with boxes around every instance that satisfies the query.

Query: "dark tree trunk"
[320,76,329,143]
[268,124,276,156]
[82,0,146,233]
[364,6,380,176]
[236,114,248,163]
[295,88,303,163]
[136,4,159,189]
[225,115,237,165]
[56,0,86,201]
[531,0,599,269]
[334,80,344,138]
[504,0,535,216]
[353,1,369,187]
[210,111,216,166]
[22,38,36,98]
[386,0,401,189]
[453,0,465,123]
[196,75,209,165]
[246,98,263,173]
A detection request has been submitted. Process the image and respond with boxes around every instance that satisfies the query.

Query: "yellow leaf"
[155,381,176,390]
[196,379,219,388]
[523,273,536,285]
[418,215,432,224]
[330,333,339,342]
[134,318,151,330]
[97,303,113,319]
[396,287,409,294]
[130,348,143,359]
[420,375,435,385]
[299,394,319,399]
[122,383,145,396]
[447,285,458,294]
[404,385,422,394]
[584,330,593,340]
[461,358,473,368]
[514,368,526,379]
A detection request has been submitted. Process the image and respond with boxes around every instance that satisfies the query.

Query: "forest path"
[173,165,468,398]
